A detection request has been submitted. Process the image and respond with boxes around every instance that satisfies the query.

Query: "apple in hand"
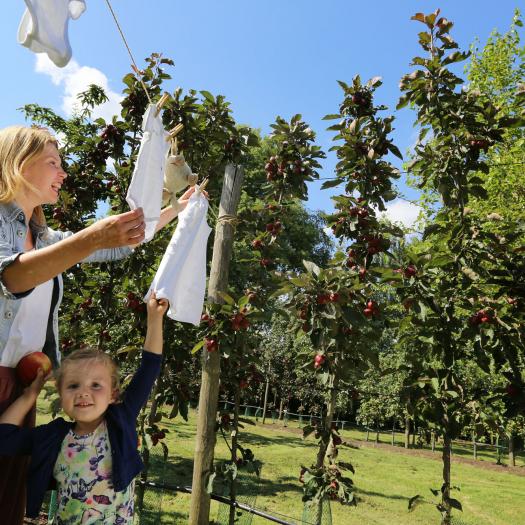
[16,352,52,386]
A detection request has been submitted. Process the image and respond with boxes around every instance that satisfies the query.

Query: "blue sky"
[2,1,523,226]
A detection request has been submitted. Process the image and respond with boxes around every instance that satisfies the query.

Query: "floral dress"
[52,421,135,525]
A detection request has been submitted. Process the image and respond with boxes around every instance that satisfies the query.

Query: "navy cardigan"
[0,350,161,518]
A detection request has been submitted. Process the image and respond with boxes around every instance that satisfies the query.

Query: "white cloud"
[35,55,123,122]
[379,199,421,229]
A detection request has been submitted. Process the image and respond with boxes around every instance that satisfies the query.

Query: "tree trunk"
[189,164,245,525]
[405,415,410,449]
[375,421,380,444]
[391,418,395,446]
[316,376,338,468]
[441,433,452,525]
[228,389,241,525]
[509,433,516,467]
[278,398,284,420]
[261,375,270,425]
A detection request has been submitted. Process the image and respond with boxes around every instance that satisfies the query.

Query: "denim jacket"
[0,202,132,368]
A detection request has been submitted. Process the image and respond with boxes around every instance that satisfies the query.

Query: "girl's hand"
[177,185,209,210]
[25,368,50,401]
[147,291,169,320]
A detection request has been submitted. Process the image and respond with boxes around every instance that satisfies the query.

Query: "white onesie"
[145,190,211,325]
[18,0,86,68]
[126,104,170,242]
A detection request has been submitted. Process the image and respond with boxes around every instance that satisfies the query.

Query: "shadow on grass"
[357,488,409,502]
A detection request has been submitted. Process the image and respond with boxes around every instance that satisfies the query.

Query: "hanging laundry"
[145,189,211,325]
[18,0,87,68]
[126,103,170,242]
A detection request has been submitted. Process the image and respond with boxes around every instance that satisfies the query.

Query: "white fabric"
[1,279,53,367]
[126,104,170,242]
[145,190,211,325]
[18,0,86,68]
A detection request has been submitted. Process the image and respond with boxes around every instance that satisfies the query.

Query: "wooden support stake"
[189,164,245,525]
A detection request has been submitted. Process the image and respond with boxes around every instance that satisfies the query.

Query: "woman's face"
[20,142,67,206]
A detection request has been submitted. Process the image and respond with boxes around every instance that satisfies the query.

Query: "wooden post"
[405,415,410,449]
[509,433,516,467]
[189,164,245,525]
[261,369,270,425]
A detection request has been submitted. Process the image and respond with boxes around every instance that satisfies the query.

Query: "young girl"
[0,292,168,523]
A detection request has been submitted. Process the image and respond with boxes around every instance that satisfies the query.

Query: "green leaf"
[206,472,216,493]
[290,276,309,287]
[321,178,342,190]
[303,425,315,438]
[200,90,215,103]
[322,113,341,120]
[447,497,463,511]
[303,260,321,276]
[191,339,205,354]
[218,291,236,306]
[408,494,421,511]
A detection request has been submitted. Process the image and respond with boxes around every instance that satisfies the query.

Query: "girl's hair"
[0,125,58,225]
[55,348,120,392]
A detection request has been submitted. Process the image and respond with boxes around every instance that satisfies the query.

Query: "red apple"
[16,352,52,386]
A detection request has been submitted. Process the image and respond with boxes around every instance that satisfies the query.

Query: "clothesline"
[103,0,153,104]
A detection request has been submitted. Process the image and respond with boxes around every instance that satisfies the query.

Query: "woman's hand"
[86,208,145,249]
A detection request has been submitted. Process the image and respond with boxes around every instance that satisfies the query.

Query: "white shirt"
[126,104,170,242]
[1,279,53,367]
[18,0,86,68]
[145,190,211,325]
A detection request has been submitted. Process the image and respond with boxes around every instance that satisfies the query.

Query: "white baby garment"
[18,0,86,68]
[145,190,211,325]
[126,104,170,242]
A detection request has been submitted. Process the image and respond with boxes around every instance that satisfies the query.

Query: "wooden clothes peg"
[155,92,170,117]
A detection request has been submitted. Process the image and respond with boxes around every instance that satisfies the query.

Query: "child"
[0,292,168,523]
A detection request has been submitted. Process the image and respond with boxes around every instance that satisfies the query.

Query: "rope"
[103,0,153,104]
[217,213,242,229]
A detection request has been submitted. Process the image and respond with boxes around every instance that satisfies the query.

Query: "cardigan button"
[4,311,12,319]
[17,230,24,238]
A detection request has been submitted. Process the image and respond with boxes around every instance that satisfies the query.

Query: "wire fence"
[218,400,524,467]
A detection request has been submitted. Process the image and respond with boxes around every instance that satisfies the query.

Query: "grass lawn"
[36,401,525,525]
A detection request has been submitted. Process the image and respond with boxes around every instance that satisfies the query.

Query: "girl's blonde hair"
[0,125,58,225]
[55,348,120,393]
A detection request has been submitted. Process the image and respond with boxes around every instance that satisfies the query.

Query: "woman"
[0,125,190,523]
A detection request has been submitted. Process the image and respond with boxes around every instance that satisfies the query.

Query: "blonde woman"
[0,126,190,523]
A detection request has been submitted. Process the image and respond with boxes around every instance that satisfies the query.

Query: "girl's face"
[59,360,117,435]
[20,142,67,207]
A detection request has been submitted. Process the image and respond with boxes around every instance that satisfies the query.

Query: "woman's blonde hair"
[55,348,120,393]
[0,125,58,225]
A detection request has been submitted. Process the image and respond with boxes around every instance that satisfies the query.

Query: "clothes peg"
[155,93,170,117]
[169,123,184,138]
[198,178,209,193]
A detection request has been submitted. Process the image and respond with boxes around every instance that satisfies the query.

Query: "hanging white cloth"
[145,190,211,325]
[18,0,86,68]
[126,104,170,242]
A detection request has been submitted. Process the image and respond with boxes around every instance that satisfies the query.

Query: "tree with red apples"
[277,72,405,519]
[394,10,525,525]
